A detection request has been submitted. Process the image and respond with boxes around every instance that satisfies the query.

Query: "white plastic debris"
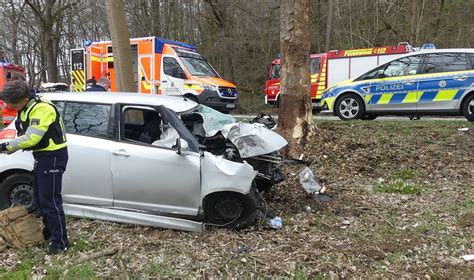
[268,216,283,229]
[458,127,469,132]
[461,254,474,261]
[299,167,322,195]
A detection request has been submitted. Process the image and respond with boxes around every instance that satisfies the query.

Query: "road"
[233,113,467,121]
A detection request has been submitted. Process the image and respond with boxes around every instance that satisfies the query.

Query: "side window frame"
[421,53,469,74]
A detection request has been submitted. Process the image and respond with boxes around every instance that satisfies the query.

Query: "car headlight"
[201,84,217,91]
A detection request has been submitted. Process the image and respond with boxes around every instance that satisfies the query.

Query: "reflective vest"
[7,96,67,153]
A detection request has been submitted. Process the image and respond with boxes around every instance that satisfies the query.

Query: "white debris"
[299,167,322,194]
[461,254,474,261]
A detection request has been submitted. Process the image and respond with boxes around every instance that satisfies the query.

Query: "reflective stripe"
[378,93,393,104]
[2,116,15,121]
[7,127,46,151]
[403,91,421,103]
[434,89,457,101]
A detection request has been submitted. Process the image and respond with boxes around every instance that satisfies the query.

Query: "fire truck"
[75,37,238,113]
[0,62,26,125]
[264,43,414,110]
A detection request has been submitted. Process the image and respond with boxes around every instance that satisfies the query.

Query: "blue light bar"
[154,37,196,53]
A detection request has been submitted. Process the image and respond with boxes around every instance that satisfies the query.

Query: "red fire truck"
[265,43,413,110]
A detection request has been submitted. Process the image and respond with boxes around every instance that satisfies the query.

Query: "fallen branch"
[73,246,120,266]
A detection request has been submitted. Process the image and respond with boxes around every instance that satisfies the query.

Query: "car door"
[58,101,114,206]
[160,56,186,96]
[417,52,473,112]
[367,54,423,113]
[111,104,201,216]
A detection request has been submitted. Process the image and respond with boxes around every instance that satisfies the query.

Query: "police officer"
[0,80,68,254]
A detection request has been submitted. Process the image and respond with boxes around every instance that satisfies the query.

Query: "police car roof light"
[421,43,436,49]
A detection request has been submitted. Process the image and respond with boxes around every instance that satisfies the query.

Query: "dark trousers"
[33,148,69,250]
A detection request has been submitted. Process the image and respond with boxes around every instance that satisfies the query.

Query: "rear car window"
[424,53,468,73]
[62,102,111,139]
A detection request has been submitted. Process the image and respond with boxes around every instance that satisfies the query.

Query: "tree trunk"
[278,0,314,158]
[324,0,334,52]
[105,0,135,92]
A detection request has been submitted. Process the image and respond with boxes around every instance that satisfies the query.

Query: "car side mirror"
[175,138,189,155]
[375,69,385,78]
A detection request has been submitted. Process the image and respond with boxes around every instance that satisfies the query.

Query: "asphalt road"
[233,113,467,121]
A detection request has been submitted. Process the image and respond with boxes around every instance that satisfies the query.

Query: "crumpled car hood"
[219,122,287,158]
[183,105,288,158]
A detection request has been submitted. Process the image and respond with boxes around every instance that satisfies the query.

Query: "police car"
[320,49,474,121]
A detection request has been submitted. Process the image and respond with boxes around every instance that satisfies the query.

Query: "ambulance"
[264,43,413,111]
[0,62,26,125]
[83,37,238,113]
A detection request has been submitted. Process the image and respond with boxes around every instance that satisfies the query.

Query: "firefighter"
[0,80,69,255]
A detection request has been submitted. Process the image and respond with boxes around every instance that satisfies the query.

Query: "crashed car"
[0,92,287,231]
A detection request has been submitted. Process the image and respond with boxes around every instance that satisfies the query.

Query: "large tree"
[105,0,135,92]
[277,0,314,158]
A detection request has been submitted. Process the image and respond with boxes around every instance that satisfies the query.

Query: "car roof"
[41,92,198,113]
[397,48,474,59]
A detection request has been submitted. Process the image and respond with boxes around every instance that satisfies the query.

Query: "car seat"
[138,112,162,144]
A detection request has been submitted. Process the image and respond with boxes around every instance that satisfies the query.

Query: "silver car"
[0,93,287,231]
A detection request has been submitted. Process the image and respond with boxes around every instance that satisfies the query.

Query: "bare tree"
[278,0,314,158]
[105,0,135,92]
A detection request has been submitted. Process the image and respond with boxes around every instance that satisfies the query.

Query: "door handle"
[112,150,130,157]
[453,76,469,81]
[162,80,167,83]
[403,80,415,85]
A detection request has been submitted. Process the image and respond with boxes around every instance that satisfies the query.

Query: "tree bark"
[105,0,135,92]
[324,0,334,52]
[278,0,314,158]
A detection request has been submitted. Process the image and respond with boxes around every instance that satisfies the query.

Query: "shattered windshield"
[185,105,236,137]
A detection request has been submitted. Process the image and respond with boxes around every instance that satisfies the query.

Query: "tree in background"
[105,0,135,92]
[278,0,314,158]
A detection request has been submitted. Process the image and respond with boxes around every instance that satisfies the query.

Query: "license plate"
[225,104,236,109]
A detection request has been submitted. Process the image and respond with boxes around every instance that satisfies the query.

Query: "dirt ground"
[1,120,473,278]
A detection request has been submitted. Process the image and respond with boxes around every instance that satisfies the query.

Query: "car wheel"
[462,94,474,122]
[0,173,36,211]
[204,190,258,229]
[335,93,365,120]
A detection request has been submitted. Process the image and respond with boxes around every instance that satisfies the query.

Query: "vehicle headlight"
[201,84,217,91]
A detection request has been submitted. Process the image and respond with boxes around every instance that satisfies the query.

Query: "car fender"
[200,152,256,200]
[0,152,34,174]
[328,89,367,113]
[456,86,474,109]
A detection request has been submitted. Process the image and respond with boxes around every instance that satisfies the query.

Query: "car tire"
[204,190,258,229]
[0,173,36,211]
[335,93,365,120]
[462,94,474,122]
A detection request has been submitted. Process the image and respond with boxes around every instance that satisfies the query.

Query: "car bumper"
[197,90,238,112]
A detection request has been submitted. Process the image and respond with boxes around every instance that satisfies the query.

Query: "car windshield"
[179,56,219,78]
[184,105,236,137]
[271,64,281,79]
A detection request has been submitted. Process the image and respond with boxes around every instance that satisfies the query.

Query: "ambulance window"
[163,57,186,79]
[383,55,422,77]
[424,53,468,73]
[310,58,320,74]
[5,71,11,81]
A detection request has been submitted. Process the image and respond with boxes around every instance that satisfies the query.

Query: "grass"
[145,259,176,278]
[387,168,422,181]
[374,181,422,195]
[462,198,474,209]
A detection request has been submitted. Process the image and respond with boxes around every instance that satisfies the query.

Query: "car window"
[424,53,468,73]
[271,64,281,79]
[163,57,186,79]
[383,55,422,77]
[63,102,111,139]
[310,57,321,74]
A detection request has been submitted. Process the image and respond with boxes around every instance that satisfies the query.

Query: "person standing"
[0,80,69,255]
[1,73,26,125]
[85,77,111,92]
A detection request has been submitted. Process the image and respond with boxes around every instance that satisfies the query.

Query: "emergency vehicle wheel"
[462,94,474,122]
[0,173,36,211]
[335,93,365,120]
[204,190,258,229]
